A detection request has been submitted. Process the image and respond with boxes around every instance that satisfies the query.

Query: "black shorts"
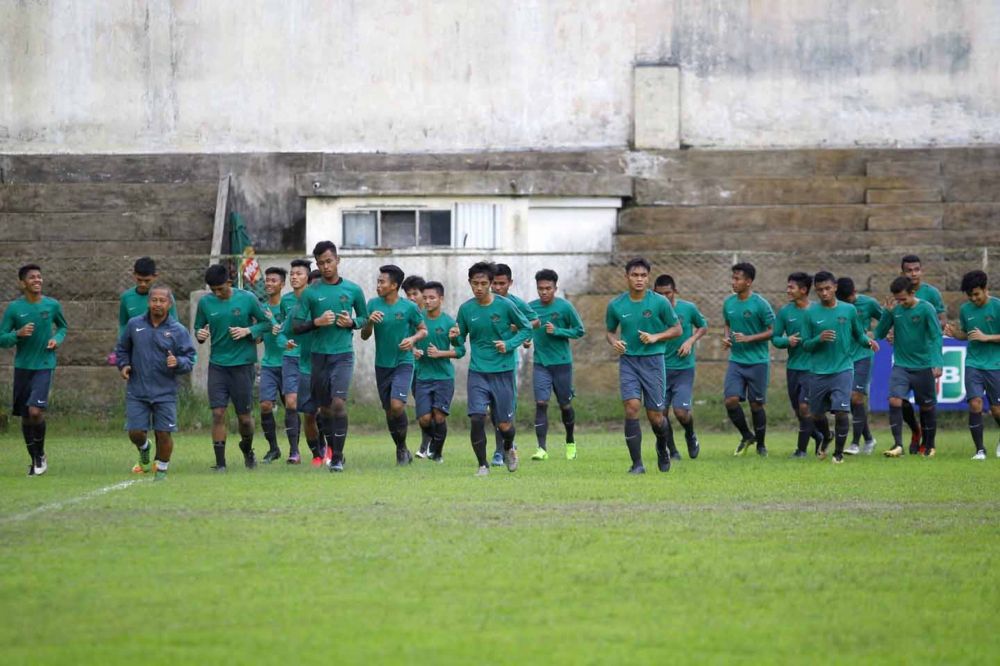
[12,368,53,416]
[207,363,255,414]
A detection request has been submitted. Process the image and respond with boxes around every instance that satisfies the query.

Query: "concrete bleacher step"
[0,182,217,213]
[0,212,214,242]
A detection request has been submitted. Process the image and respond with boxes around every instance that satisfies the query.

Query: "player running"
[118,257,177,338]
[277,259,311,463]
[835,277,883,455]
[259,266,292,463]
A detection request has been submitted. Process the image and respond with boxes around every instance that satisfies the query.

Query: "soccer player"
[653,274,707,460]
[449,262,532,475]
[283,268,326,466]
[800,272,877,464]
[489,263,540,465]
[899,254,946,453]
[412,281,465,462]
[296,241,368,472]
[194,264,272,471]
[258,266,292,463]
[772,272,828,458]
[401,274,433,458]
[275,260,310,463]
[0,264,67,476]
[118,256,177,338]
[722,262,775,457]
[944,270,1000,460]
[835,277,883,455]
[873,276,943,458]
[115,284,196,480]
[605,258,681,474]
[529,268,585,461]
[402,275,427,309]
[360,265,427,465]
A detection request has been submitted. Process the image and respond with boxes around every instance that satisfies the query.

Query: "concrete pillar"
[633,65,680,150]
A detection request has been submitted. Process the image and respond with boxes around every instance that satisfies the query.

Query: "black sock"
[34,421,46,456]
[561,405,576,443]
[993,412,1000,429]
[317,413,333,451]
[431,420,447,457]
[332,414,348,455]
[420,422,433,452]
[863,421,873,442]
[306,438,321,458]
[624,418,642,465]
[969,411,985,451]
[490,411,502,456]
[726,405,754,441]
[889,405,903,447]
[261,411,278,451]
[389,413,408,450]
[834,411,849,456]
[238,432,254,455]
[851,402,867,445]
[21,420,32,446]
[902,400,918,437]
[814,416,831,448]
[213,440,226,467]
[922,409,937,449]
[285,409,300,455]
[751,408,766,449]
[680,415,696,443]
[654,416,675,454]
[471,415,488,467]
[535,404,549,450]
[501,424,516,451]
[796,415,814,453]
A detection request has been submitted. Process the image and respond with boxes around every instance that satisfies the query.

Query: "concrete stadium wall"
[2,1,998,154]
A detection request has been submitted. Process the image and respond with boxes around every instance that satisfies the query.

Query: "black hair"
[961,270,988,295]
[900,254,921,268]
[422,281,445,296]
[468,261,496,281]
[835,277,856,301]
[890,276,915,294]
[290,259,312,272]
[732,262,756,281]
[624,257,651,274]
[312,240,338,258]
[535,268,559,284]
[18,263,41,281]
[787,272,812,292]
[379,264,405,289]
[265,266,287,280]
[401,275,426,292]
[654,274,676,289]
[813,270,836,287]
[309,269,322,282]
[204,264,230,287]
[494,263,513,280]
[133,256,157,276]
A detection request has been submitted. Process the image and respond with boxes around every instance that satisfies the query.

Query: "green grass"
[1,428,998,665]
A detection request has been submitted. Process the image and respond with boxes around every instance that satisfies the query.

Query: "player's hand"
[545,322,555,334]
[869,338,880,352]
[787,333,801,348]
[426,344,441,359]
[120,365,131,380]
[271,323,281,336]
[16,322,34,337]
[882,296,896,311]
[611,338,627,355]
[819,329,836,342]
[448,325,460,340]
[522,339,532,348]
[509,323,518,333]
[285,339,298,350]
[335,311,354,328]
[369,310,384,325]
[638,330,656,345]
[315,310,336,327]
[886,329,895,344]
[494,339,508,354]
[166,351,177,368]
[398,336,415,351]
[933,367,942,379]
[413,348,424,360]
[196,325,210,342]
[229,326,252,340]
[968,328,986,342]
[721,335,733,349]
[46,338,58,350]
[732,332,749,343]
[677,339,694,357]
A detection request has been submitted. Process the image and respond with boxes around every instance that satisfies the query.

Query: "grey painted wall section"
[2,1,998,153]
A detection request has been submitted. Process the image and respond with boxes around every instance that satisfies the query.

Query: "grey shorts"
[665,367,695,410]
[786,368,812,412]
[619,355,666,411]
[298,372,316,415]
[468,370,516,421]
[852,357,873,395]
[126,398,177,432]
[889,366,937,406]
[259,365,283,403]
[533,363,575,406]
[414,378,455,417]
[282,355,300,395]
[208,363,255,414]
[965,367,1000,405]
[311,352,355,407]
[376,364,414,410]
[809,370,853,415]
[12,368,52,416]
[724,361,769,403]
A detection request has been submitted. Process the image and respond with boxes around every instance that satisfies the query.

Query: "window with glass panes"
[342,209,453,249]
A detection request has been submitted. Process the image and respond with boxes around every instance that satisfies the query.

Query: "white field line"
[0,479,140,525]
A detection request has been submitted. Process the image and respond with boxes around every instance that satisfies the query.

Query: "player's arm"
[734,301,774,344]
[350,286,370,330]
[118,295,129,338]
[401,318,427,350]
[771,309,789,348]
[801,313,823,351]
[644,299,681,343]
[449,308,468,343]
[503,302,533,350]
[194,301,210,343]
[0,307,19,348]
[604,303,627,354]
[248,297,273,338]
[928,307,944,369]
[872,308,893,340]
[679,309,708,356]
[851,311,875,350]
[171,326,198,375]
[49,302,68,348]
[360,299,377,340]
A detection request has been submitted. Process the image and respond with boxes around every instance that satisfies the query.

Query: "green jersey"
[771,301,812,371]
[605,290,678,357]
[280,291,302,358]
[529,297,585,367]
[801,301,871,375]
[0,296,68,370]
[284,299,313,375]
[299,277,368,355]
[415,311,465,381]
[119,287,178,337]
[499,292,538,324]
[959,296,1000,370]
[193,288,271,367]
[873,300,943,369]
[722,293,775,365]
[455,295,532,373]
[663,299,707,370]
[366,295,424,368]
[260,299,288,368]
[849,294,883,362]
[915,282,946,315]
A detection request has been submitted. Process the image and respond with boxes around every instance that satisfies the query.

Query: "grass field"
[1,427,998,665]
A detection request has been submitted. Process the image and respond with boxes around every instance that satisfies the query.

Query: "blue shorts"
[12,368,52,416]
[311,352,354,407]
[298,372,316,415]
[126,398,177,432]
[809,370,853,415]
[965,367,1000,405]
[724,361,769,403]
[665,367,695,410]
[259,365,284,403]
[207,363,255,414]
[533,363,574,406]
[852,357,873,395]
[282,355,300,395]
[414,378,455,417]
[889,366,936,406]
[786,368,812,411]
[376,364,414,409]
[467,370,516,421]
[619,355,666,411]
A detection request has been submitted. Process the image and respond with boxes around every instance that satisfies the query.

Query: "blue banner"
[870,340,969,412]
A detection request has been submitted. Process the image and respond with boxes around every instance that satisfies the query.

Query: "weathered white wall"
[3,0,998,153]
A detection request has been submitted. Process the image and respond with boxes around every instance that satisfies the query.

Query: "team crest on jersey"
[232,308,241,317]
[551,312,562,321]
[435,326,444,334]
[642,310,653,318]
[394,312,405,321]
[40,311,49,319]
[987,316,995,323]
[339,294,350,303]
[837,317,847,325]
[743,311,752,319]
[911,315,921,324]
[490,314,502,323]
